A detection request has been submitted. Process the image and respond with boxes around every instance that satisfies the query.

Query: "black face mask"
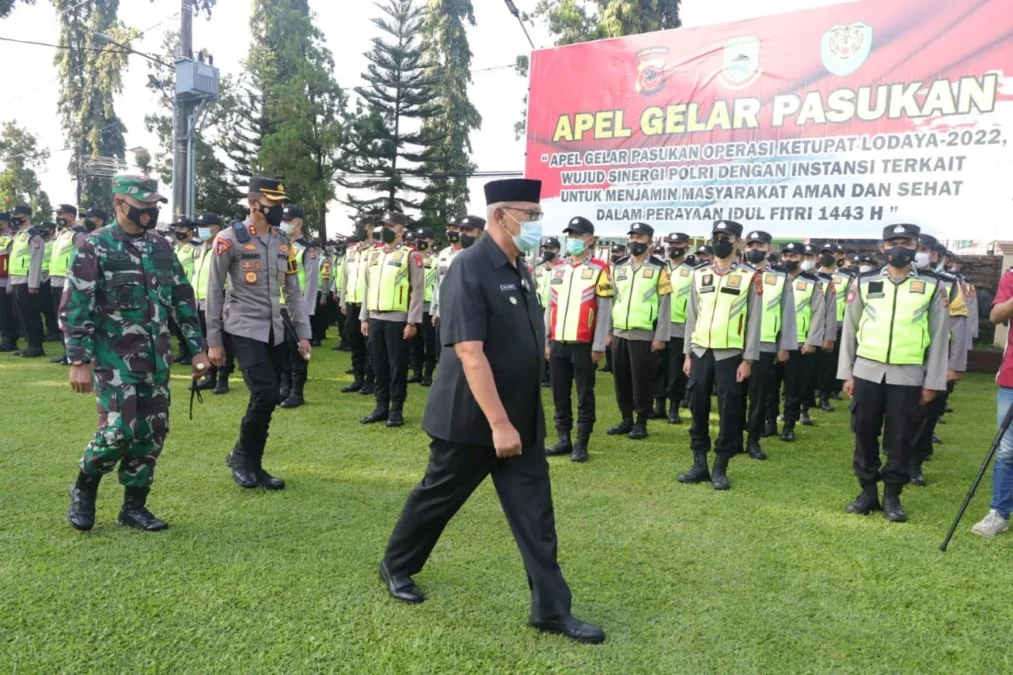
[628,242,648,257]
[746,249,767,265]
[447,231,460,244]
[352,229,367,242]
[258,203,284,227]
[85,219,100,232]
[381,227,397,244]
[175,231,189,241]
[885,246,915,268]
[460,233,477,249]
[667,247,685,260]
[57,217,69,227]
[542,251,556,262]
[712,238,734,259]
[836,258,846,267]
[417,241,429,251]
[12,216,26,227]
[819,254,836,267]
[128,206,160,230]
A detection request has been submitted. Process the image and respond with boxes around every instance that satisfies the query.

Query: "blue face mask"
[566,237,587,256]
[198,227,212,241]
[506,212,542,252]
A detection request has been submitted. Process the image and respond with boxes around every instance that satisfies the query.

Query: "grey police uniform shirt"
[837,267,948,391]
[756,265,798,354]
[964,276,980,340]
[204,220,311,348]
[50,226,89,288]
[0,233,10,288]
[683,260,762,362]
[787,271,827,349]
[8,227,45,290]
[936,270,969,372]
[542,256,613,353]
[430,244,463,320]
[611,257,672,343]
[293,242,320,318]
[358,243,426,325]
[319,255,336,296]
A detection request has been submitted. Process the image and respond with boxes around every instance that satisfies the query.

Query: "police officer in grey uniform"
[206,177,312,491]
[278,205,319,409]
[8,204,47,357]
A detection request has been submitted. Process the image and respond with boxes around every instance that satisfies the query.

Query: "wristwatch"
[71,360,90,366]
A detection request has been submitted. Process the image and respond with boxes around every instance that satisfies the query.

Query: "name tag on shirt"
[500,283,517,292]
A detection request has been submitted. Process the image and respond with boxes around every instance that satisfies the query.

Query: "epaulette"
[937,270,958,283]
[858,268,881,280]
[916,268,940,281]
[231,220,251,244]
[817,271,833,280]
[767,264,787,274]
[72,225,87,234]
[588,256,609,270]
[694,261,714,270]
[647,255,667,267]
[738,261,758,272]
[612,255,630,265]
[799,271,819,282]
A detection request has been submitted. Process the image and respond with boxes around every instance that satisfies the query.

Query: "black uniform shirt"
[421,234,546,448]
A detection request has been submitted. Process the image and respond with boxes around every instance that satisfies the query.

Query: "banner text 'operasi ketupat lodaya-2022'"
[524,0,1013,239]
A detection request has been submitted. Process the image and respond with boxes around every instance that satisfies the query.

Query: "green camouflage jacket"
[59,222,206,373]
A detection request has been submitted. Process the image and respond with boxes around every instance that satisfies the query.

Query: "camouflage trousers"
[79,370,171,488]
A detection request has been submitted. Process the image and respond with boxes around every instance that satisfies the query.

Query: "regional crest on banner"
[635,46,670,96]
[821,21,872,76]
[720,36,761,88]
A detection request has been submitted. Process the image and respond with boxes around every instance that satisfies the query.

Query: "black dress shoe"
[819,399,834,412]
[213,378,230,395]
[830,391,843,401]
[379,561,425,604]
[600,364,612,373]
[530,615,605,645]
[254,468,286,490]
[628,422,648,440]
[944,405,953,414]
[541,380,551,388]
[936,417,946,425]
[780,422,795,442]
[345,367,355,374]
[0,342,18,352]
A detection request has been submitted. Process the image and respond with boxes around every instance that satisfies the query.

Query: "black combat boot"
[280,370,306,409]
[780,421,796,442]
[932,434,943,445]
[711,455,730,490]
[279,369,292,401]
[0,341,17,352]
[420,365,434,387]
[800,407,814,426]
[830,391,843,401]
[213,374,230,395]
[117,487,168,531]
[341,375,364,393]
[571,430,590,463]
[628,414,648,440]
[607,416,633,436]
[361,401,389,424]
[196,369,218,391]
[762,419,777,437]
[68,472,101,531]
[667,399,682,424]
[882,484,908,522]
[651,398,666,420]
[49,353,66,364]
[386,400,405,427]
[746,437,767,460]
[819,397,834,412]
[359,379,376,396]
[546,431,572,456]
[909,461,927,487]
[252,446,285,490]
[406,369,422,385]
[19,346,44,358]
[678,453,711,484]
[845,480,881,515]
[227,446,259,489]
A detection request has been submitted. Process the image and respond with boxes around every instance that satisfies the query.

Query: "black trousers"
[232,334,285,456]
[688,350,745,458]
[310,293,331,343]
[781,350,807,423]
[199,310,236,377]
[818,327,843,396]
[0,286,18,344]
[384,436,573,621]
[410,311,437,375]
[40,279,58,336]
[800,351,818,410]
[851,376,921,485]
[50,283,65,337]
[612,337,654,418]
[369,318,410,404]
[910,388,948,468]
[767,361,783,423]
[653,336,688,404]
[549,341,597,435]
[280,308,308,385]
[345,303,373,383]
[746,352,777,439]
[12,283,43,348]
[336,300,347,342]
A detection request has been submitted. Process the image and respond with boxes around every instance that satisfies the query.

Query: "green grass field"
[2,337,1012,674]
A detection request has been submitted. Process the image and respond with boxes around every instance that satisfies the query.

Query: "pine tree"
[0,121,50,213]
[0,0,32,19]
[418,0,480,237]
[344,0,439,215]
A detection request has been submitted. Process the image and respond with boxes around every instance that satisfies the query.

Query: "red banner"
[525,0,1013,239]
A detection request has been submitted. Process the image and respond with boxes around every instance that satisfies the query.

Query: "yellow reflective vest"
[791,274,818,343]
[365,244,412,313]
[855,271,939,365]
[669,262,694,324]
[423,252,437,304]
[9,231,32,277]
[49,228,78,278]
[830,271,852,323]
[758,268,788,344]
[613,257,671,331]
[41,240,52,274]
[193,245,213,301]
[689,264,754,349]
[344,245,371,305]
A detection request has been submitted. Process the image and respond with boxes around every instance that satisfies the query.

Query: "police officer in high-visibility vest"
[409,226,438,387]
[679,220,761,490]
[48,205,88,364]
[693,244,713,267]
[651,232,693,424]
[37,220,61,342]
[359,211,425,428]
[742,230,796,460]
[170,217,199,366]
[0,212,17,351]
[838,223,949,522]
[430,215,484,332]
[331,237,349,351]
[312,239,335,346]
[534,237,561,387]
[775,242,828,443]
[278,205,319,409]
[8,204,47,357]
[607,222,671,440]
[339,216,377,394]
[193,212,233,395]
[600,244,627,374]
[544,217,612,462]
[907,233,968,486]
[815,243,852,409]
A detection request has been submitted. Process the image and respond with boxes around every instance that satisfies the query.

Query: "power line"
[0,36,130,53]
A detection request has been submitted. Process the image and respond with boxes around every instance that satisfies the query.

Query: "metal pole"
[172,0,193,218]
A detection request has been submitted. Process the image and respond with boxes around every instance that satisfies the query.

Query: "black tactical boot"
[800,408,814,426]
[361,402,389,424]
[49,354,67,364]
[909,461,927,487]
[68,472,101,531]
[196,369,218,391]
[279,370,292,401]
[762,419,777,437]
[780,421,796,442]
[882,483,908,522]
[213,374,230,395]
[571,430,590,463]
[19,346,44,358]
[746,437,767,460]
[819,397,834,412]
[0,341,18,352]
[546,432,572,456]
[117,487,168,531]
[651,398,666,419]
[406,369,422,384]
[280,371,305,409]
[678,453,711,484]
[341,375,364,393]
[667,399,682,424]
[252,448,285,490]
[830,391,843,401]
[386,400,405,428]
[421,366,434,387]
[359,380,375,396]
[607,416,633,436]
[845,480,881,515]
[711,455,730,490]
[628,414,648,440]
[944,405,953,414]
[932,434,943,445]
[227,446,259,489]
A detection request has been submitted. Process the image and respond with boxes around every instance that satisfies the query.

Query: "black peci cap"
[484,178,541,205]
[355,214,375,228]
[919,233,939,249]
[13,204,31,216]
[563,216,594,235]
[695,244,714,256]
[383,211,407,227]
[171,217,195,229]
[39,221,57,230]
[883,223,920,241]
[745,230,772,244]
[0,212,8,222]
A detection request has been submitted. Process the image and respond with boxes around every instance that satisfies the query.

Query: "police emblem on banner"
[635,46,670,96]
[719,36,761,89]
[821,21,872,77]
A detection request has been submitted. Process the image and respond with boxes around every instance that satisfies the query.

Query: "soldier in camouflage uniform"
[61,175,210,532]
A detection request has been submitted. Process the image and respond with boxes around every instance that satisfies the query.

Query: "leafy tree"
[0,0,33,19]
[0,121,50,215]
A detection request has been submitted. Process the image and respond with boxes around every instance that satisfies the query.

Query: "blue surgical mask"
[198,227,212,241]
[505,211,542,252]
[566,237,587,256]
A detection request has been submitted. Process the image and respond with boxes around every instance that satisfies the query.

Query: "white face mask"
[281,222,296,236]
[859,265,873,273]
[801,259,815,272]
[914,251,931,268]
